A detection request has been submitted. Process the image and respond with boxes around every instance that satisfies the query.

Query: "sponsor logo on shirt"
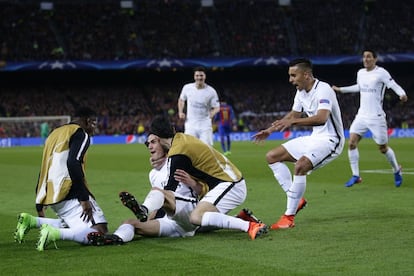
[319,99,330,104]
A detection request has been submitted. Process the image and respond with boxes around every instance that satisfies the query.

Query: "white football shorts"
[282,135,342,171]
[158,194,198,237]
[200,179,247,214]
[350,114,388,145]
[184,121,214,146]
[51,196,107,229]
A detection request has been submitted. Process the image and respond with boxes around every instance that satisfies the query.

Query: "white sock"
[348,148,360,176]
[114,224,135,242]
[286,175,306,215]
[143,189,165,213]
[37,217,62,228]
[384,147,400,172]
[59,227,96,244]
[201,212,249,232]
[268,162,292,192]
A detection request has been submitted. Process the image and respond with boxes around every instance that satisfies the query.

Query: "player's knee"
[265,151,278,164]
[189,211,202,226]
[348,142,357,150]
[294,158,312,175]
[93,223,108,234]
[379,144,388,153]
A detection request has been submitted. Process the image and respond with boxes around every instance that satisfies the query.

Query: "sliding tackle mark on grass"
[360,168,414,175]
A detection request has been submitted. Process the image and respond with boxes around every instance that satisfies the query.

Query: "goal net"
[0,116,71,147]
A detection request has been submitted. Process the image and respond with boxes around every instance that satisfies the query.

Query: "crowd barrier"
[1,129,413,147]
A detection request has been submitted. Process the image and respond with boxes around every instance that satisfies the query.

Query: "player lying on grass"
[88,133,263,245]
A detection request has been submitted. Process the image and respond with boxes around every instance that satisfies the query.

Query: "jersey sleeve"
[67,128,90,201]
[210,88,220,108]
[339,84,360,93]
[179,85,188,101]
[317,86,335,111]
[164,154,193,192]
[291,91,302,112]
[381,68,407,96]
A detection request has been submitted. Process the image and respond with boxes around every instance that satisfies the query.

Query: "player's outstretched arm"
[332,85,341,93]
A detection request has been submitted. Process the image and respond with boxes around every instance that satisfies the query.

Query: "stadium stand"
[1,73,412,137]
[1,0,413,60]
[0,0,413,137]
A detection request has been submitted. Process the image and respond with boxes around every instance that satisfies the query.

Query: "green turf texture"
[1,138,413,275]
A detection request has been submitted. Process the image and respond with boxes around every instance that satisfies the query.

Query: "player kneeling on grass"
[14,107,108,251]
[126,116,267,240]
[88,133,263,245]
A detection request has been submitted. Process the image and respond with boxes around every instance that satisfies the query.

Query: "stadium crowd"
[1,0,413,61]
[1,0,413,137]
[1,76,412,138]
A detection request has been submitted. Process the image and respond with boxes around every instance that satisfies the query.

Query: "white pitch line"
[360,168,414,175]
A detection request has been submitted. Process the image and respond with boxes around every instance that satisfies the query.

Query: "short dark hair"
[193,66,206,73]
[149,115,175,138]
[289,58,313,71]
[363,49,377,58]
[74,107,96,118]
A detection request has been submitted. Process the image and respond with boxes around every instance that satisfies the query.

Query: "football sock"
[59,227,95,244]
[226,136,231,151]
[143,189,165,214]
[348,148,360,176]
[220,138,226,152]
[37,217,63,228]
[269,162,292,192]
[384,147,400,172]
[201,212,249,232]
[286,175,306,215]
[114,224,135,242]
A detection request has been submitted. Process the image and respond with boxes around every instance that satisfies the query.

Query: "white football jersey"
[340,66,406,118]
[179,83,220,123]
[355,66,399,118]
[149,161,169,189]
[292,79,345,143]
[149,161,195,198]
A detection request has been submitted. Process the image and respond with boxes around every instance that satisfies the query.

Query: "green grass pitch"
[1,138,413,275]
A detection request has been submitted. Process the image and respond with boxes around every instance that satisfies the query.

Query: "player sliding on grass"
[332,49,408,187]
[88,132,264,245]
[14,107,108,251]
[253,58,345,230]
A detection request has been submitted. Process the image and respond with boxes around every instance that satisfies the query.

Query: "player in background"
[40,121,49,145]
[253,58,344,230]
[214,100,236,156]
[178,66,220,146]
[14,107,108,251]
[332,49,408,187]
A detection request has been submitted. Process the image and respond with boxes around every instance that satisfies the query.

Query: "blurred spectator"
[1,0,413,61]
[0,74,412,137]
